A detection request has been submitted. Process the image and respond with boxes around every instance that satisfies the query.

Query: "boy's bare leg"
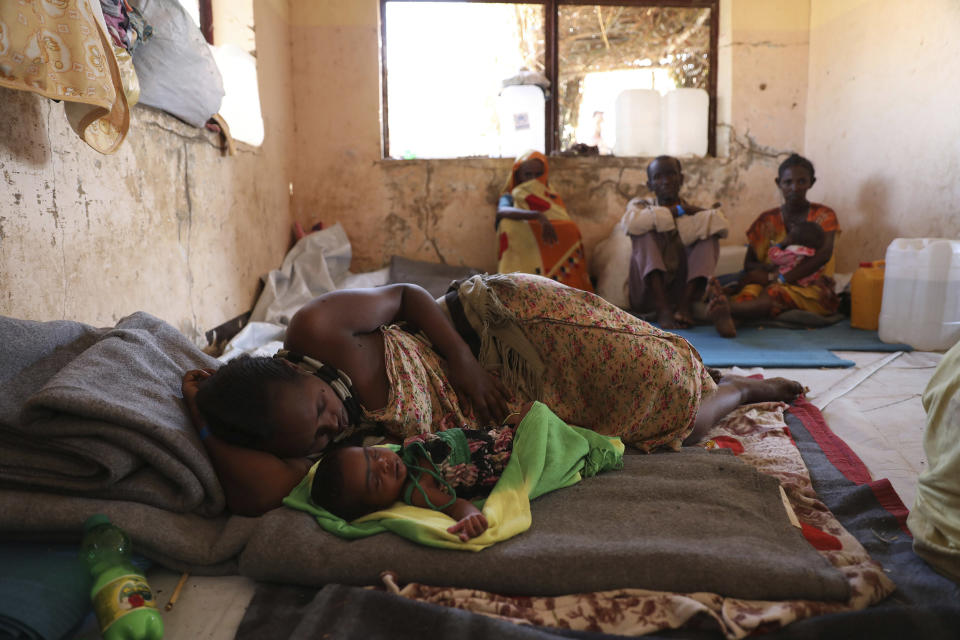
[645,270,679,329]
[675,276,707,327]
[684,375,805,445]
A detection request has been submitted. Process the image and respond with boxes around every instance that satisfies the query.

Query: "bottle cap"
[84,514,111,532]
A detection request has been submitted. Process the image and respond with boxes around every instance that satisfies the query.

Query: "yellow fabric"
[907,340,960,582]
[498,180,582,281]
[735,280,838,316]
[0,0,131,154]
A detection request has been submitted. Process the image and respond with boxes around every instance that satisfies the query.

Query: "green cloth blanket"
[284,402,624,551]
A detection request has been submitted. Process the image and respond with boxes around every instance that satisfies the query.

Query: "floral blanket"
[382,401,897,639]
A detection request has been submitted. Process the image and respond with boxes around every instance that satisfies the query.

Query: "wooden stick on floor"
[164,572,190,611]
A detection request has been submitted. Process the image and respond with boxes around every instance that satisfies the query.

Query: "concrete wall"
[290,0,813,273]
[0,0,294,342]
[805,0,960,272]
[6,0,956,333]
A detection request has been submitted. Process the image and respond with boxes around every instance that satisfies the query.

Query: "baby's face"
[339,446,407,512]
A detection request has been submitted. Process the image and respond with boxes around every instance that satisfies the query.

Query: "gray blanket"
[0,313,222,514]
[242,449,848,601]
[0,313,847,601]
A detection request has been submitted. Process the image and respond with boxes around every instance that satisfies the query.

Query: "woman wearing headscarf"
[496,150,593,292]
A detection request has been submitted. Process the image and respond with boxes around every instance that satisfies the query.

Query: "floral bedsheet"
[380,402,897,639]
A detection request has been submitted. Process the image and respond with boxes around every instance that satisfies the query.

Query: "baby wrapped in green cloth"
[284,401,624,550]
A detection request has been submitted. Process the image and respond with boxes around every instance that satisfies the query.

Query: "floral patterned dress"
[363,274,716,452]
[400,426,516,508]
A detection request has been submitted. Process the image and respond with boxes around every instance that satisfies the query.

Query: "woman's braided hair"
[195,355,299,447]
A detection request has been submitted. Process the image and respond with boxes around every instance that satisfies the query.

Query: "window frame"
[199,0,215,44]
[379,0,719,158]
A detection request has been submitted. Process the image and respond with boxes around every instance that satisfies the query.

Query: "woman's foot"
[705,279,736,338]
[721,374,806,404]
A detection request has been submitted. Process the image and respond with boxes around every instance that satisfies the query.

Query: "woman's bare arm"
[407,468,488,541]
[182,369,310,516]
[743,245,774,274]
[202,435,312,516]
[496,208,558,244]
[496,206,543,221]
[286,285,511,423]
[782,230,836,283]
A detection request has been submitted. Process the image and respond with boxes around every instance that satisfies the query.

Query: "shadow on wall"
[0,88,52,166]
[849,176,897,266]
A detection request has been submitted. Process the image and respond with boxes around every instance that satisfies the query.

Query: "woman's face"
[514,158,545,185]
[776,166,814,204]
[263,373,349,458]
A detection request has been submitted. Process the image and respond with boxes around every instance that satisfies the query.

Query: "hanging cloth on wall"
[0,0,133,154]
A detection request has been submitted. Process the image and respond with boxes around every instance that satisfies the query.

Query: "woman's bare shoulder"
[286,291,362,352]
[285,287,401,361]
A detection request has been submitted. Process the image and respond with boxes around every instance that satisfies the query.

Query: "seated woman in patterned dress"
[182,274,804,516]
[706,154,840,337]
[496,150,593,292]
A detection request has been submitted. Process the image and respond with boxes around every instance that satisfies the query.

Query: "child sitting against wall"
[309,404,534,541]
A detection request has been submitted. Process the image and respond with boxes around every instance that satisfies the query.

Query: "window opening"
[381,1,717,158]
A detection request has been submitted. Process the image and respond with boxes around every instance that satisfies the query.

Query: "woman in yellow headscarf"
[496,151,593,292]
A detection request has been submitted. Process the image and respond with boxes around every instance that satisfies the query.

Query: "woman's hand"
[181,368,218,435]
[181,368,215,407]
[539,215,559,245]
[505,401,536,425]
[445,353,511,425]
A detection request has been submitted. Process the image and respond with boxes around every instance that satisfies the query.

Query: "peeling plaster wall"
[806,0,960,272]
[0,0,294,343]
[290,0,812,275]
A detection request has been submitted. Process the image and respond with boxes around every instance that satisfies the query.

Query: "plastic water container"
[878,238,960,351]
[614,89,661,156]
[496,85,545,158]
[662,88,708,157]
[850,260,885,330]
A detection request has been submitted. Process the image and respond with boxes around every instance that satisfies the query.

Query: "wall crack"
[179,142,200,342]
[414,163,447,264]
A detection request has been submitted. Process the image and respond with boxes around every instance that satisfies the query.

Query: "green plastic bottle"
[80,515,164,640]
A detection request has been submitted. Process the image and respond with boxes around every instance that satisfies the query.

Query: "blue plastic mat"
[668,320,911,368]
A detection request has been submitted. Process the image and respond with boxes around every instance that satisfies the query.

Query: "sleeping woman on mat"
[182,273,805,516]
